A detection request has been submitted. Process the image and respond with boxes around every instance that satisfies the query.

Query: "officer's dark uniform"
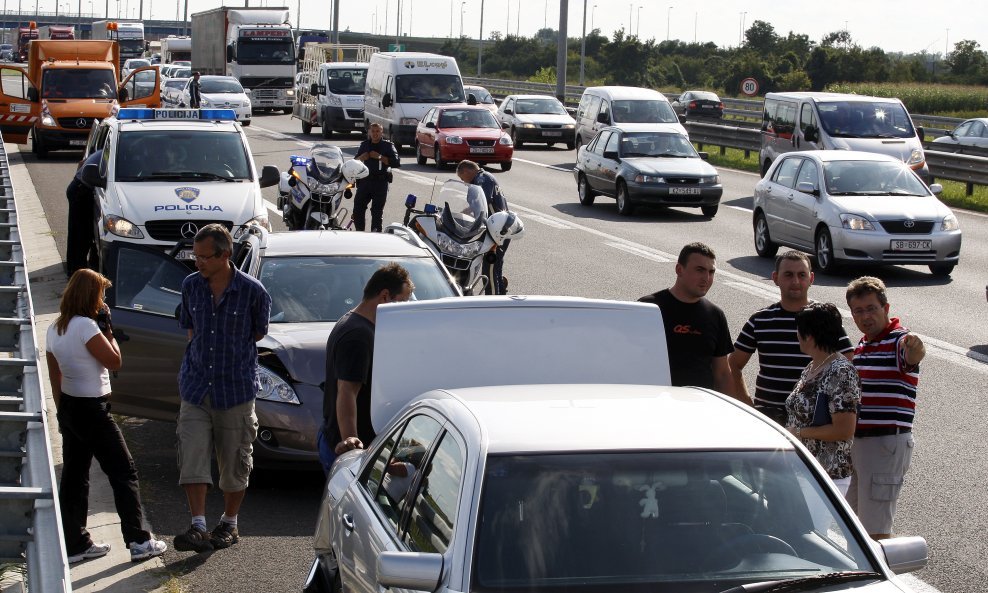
[471,169,510,294]
[188,74,202,108]
[353,137,400,232]
[65,151,103,277]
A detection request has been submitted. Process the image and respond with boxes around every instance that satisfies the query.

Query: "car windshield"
[115,130,251,182]
[327,69,367,94]
[611,99,678,124]
[127,59,150,69]
[438,109,499,129]
[42,68,117,99]
[474,450,875,593]
[259,256,456,323]
[164,80,184,89]
[172,68,191,78]
[823,161,930,196]
[438,179,488,240]
[200,79,245,94]
[515,98,567,115]
[817,101,916,139]
[619,132,697,158]
[395,74,464,103]
[467,87,495,104]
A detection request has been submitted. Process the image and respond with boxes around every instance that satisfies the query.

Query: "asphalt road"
[19,111,988,593]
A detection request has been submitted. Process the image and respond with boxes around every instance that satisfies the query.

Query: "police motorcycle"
[277,144,369,230]
[385,179,524,295]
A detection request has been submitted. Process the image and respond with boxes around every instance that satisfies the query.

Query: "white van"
[312,62,368,137]
[363,52,467,150]
[574,86,687,147]
[760,92,929,181]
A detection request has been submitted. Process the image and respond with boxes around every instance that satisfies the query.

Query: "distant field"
[825,82,988,116]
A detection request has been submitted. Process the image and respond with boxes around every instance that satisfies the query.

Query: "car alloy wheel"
[815,228,838,273]
[616,181,635,216]
[416,142,427,165]
[753,212,778,258]
[578,174,595,206]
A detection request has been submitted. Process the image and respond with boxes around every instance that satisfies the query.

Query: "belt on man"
[855,426,912,438]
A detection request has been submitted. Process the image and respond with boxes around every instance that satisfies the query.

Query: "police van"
[79,108,279,266]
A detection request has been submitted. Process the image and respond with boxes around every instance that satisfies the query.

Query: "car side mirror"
[596,112,609,124]
[878,536,928,575]
[80,163,105,189]
[226,44,235,62]
[803,127,817,142]
[602,150,619,160]
[796,181,819,196]
[915,126,925,140]
[504,107,513,115]
[678,113,687,125]
[27,87,38,102]
[466,93,477,106]
[377,552,443,591]
[258,165,280,188]
[310,82,319,95]
[698,152,709,160]
[501,122,509,130]
[929,183,943,195]
[382,92,393,108]
[425,121,435,129]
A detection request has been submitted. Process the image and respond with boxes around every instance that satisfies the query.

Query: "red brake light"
[689,101,697,109]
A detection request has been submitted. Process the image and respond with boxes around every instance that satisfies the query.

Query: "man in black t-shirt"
[319,264,414,475]
[639,242,737,399]
[353,123,400,232]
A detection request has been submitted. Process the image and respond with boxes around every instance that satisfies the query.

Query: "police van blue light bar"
[116,108,238,121]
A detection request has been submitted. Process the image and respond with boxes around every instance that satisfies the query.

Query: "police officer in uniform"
[353,123,400,232]
[456,160,510,294]
[188,72,202,109]
[65,151,103,277]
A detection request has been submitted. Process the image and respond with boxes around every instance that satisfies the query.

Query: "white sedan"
[180,75,251,125]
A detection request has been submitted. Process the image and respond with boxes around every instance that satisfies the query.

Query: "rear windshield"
[127,59,151,69]
[42,69,117,99]
[514,97,567,115]
[115,130,251,182]
[611,99,678,124]
[691,91,720,101]
[200,79,245,94]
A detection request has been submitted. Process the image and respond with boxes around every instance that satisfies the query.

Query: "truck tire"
[32,129,49,159]
[282,107,292,114]
[302,121,312,135]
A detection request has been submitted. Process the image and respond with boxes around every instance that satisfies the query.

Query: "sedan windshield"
[115,130,251,182]
[200,79,246,94]
[824,161,930,196]
[474,451,874,593]
[611,99,679,124]
[439,109,499,129]
[260,256,456,323]
[515,98,567,115]
[817,101,915,139]
[620,132,697,158]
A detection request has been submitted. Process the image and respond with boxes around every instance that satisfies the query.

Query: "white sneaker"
[67,542,111,564]
[129,537,167,562]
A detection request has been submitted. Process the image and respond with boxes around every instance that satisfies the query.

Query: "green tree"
[945,39,987,81]
[744,20,779,54]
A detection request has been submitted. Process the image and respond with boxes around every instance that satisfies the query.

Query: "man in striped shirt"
[729,251,853,424]
[845,276,925,540]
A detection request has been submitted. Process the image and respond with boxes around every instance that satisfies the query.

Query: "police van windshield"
[326,69,367,95]
[817,101,915,139]
[115,130,251,182]
[395,74,464,103]
[611,99,679,124]
[42,69,117,99]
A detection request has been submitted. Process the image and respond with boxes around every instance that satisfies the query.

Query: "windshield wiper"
[164,171,239,182]
[654,152,689,158]
[719,571,882,593]
[830,190,886,196]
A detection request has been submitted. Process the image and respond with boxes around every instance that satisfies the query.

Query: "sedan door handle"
[342,513,355,532]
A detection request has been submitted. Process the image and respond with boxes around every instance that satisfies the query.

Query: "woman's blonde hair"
[55,269,112,335]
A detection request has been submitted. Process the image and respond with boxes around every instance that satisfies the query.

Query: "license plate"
[669,187,701,195]
[701,105,714,109]
[891,240,931,251]
[354,121,364,128]
[542,131,562,137]
[177,249,195,260]
[69,139,87,146]
[469,147,495,154]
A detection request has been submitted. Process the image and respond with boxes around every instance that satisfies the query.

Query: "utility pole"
[332,0,340,43]
[476,0,484,76]
[555,0,567,102]
[579,0,586,85]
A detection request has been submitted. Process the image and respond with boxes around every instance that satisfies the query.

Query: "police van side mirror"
[81,163,106,189]
[382,93,393,108]
[258,165,280,188]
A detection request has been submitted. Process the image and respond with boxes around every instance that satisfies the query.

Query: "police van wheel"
[302,121,312,135]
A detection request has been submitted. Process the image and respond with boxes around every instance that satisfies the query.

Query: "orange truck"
[0,39,161,157]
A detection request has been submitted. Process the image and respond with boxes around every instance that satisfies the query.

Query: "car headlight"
[104,215,144,238]
[256,365,300,405]
[907,148,924,166]
[499,135,512,145]
[562,123,575,129]
[839,213,875,231]
[400,117,419,126]
[234,214,271,238]
[286,89,295,97]
[445,135,463,145]
[436,233,484,258]
[40,112,56,127]
[521,123,536,128]
[941,213,960,231]
[634,174,665,184]
[201,98,212,106]
[699,175,719,184]
[326,94,342,107]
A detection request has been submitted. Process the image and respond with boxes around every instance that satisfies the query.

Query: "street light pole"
[579,0,586,85]
[738,11,746,46]
[591,4,596,30]
[636,5,641,38]
[666,6,672,41]
[476,0,484,76]
[459,1,465,38]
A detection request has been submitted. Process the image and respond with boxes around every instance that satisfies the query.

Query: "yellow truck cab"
[0,39,161,157]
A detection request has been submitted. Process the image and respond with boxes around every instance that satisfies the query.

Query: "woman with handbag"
[46,269,167,564]
[785,302,861,495]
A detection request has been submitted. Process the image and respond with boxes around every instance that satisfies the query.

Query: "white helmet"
[342,159,370,183]
[486,211,524,246]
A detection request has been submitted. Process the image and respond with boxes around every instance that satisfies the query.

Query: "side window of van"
[775,102,797,138]
[577,94,591,119]
[762,99,778,132]
[586,95,601,122]
[799,103,817,135]
[598,100,611,124]
[385,75,393,98]
[772,157,802,189]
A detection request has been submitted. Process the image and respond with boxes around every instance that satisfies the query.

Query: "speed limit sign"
[740,77,759,96]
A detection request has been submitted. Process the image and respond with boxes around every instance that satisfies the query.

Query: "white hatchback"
[181,75,252,125]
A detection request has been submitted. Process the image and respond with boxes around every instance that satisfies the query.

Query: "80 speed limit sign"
[740,77,759,96]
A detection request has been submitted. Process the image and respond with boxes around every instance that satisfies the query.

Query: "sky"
[20,0,984,57]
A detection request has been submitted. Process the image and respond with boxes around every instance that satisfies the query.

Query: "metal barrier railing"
[0,141,72,591]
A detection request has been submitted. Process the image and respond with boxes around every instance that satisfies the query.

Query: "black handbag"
[810,390,832,427]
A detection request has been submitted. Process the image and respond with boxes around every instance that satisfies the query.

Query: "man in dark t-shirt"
[639,242,736,398]
[319,264,414,474]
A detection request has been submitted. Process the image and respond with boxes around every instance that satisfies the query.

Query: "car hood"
[259,322,335,386]
[439,126,503,138]
[514,113,575,125]
[202,92,248,103]
[113,181,260,225]
[827,137,922,162]
[828,194,950,220]
[623,157,716,177]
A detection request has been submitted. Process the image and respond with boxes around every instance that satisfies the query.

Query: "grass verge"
[695,143,988,214]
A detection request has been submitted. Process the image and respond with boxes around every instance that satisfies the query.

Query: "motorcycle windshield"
[308,144,344,184]
[438,180,488,240]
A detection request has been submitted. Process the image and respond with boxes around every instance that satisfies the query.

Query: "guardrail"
[0,140,72,591]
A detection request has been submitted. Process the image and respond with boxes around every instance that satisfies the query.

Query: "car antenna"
[427,177,439,205]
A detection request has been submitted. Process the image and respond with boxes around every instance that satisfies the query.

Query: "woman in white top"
[46,269,166,564]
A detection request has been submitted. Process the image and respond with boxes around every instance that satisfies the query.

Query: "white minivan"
[574,86,687,147]
[760,92,929,182]
[363,52,468,150]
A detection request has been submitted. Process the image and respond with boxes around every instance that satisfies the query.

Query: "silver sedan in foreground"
[753,151,962,276]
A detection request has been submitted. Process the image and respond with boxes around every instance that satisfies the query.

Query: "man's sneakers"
[174,525,214,553]
[129,537,168,562]
[67,542,111,564]
[210,521,239,549]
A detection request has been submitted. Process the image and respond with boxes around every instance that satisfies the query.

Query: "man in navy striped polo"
[845,276,925,540]
[729,251,853,424]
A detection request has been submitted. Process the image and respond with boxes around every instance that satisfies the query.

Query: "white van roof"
[320,62,366,70]
[584,86,671,101]
[766,91,904,104]
[370,296,672,432]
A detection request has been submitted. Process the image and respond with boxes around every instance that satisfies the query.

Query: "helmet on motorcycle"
[342,159,370,183]
[485,211,524,246]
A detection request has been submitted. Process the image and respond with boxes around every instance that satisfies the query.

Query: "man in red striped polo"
[845,276,926,540]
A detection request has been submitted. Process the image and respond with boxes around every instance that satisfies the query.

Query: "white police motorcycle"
[386,179,524,295]
[277,144,369,230]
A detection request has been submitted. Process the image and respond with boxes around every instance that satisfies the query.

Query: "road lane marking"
[728,204,752,213]
[605,242,672,263]
[512,157,573,172]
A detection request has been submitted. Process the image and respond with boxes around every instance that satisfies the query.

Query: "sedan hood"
[440,126,503,138]
[259,322,335,386]
[624,157,717,177]
[114,182,259,225]
[515,113,576,126]
[202,92,248,105]
[829,194,949,220]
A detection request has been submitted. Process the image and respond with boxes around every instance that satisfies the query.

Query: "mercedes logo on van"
[903,220,915,228]
[75,118,87,128]
[180,222,199,238]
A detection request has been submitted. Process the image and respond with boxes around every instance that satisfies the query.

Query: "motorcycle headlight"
[840,213,875,231]
[634,174,665,184]
[436,233,483,258]
[234,214,271,238]
[445,135,463,145]
[104,215,144,238]
[326,94,343,107]
[941,213,960,231]
[256,365,300,405]
[907,148,924,166]
[499,135,512,145]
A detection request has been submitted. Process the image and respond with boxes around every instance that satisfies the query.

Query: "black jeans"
[353,177,389,232]
[57,394,152,553]
[65,181,97,276]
